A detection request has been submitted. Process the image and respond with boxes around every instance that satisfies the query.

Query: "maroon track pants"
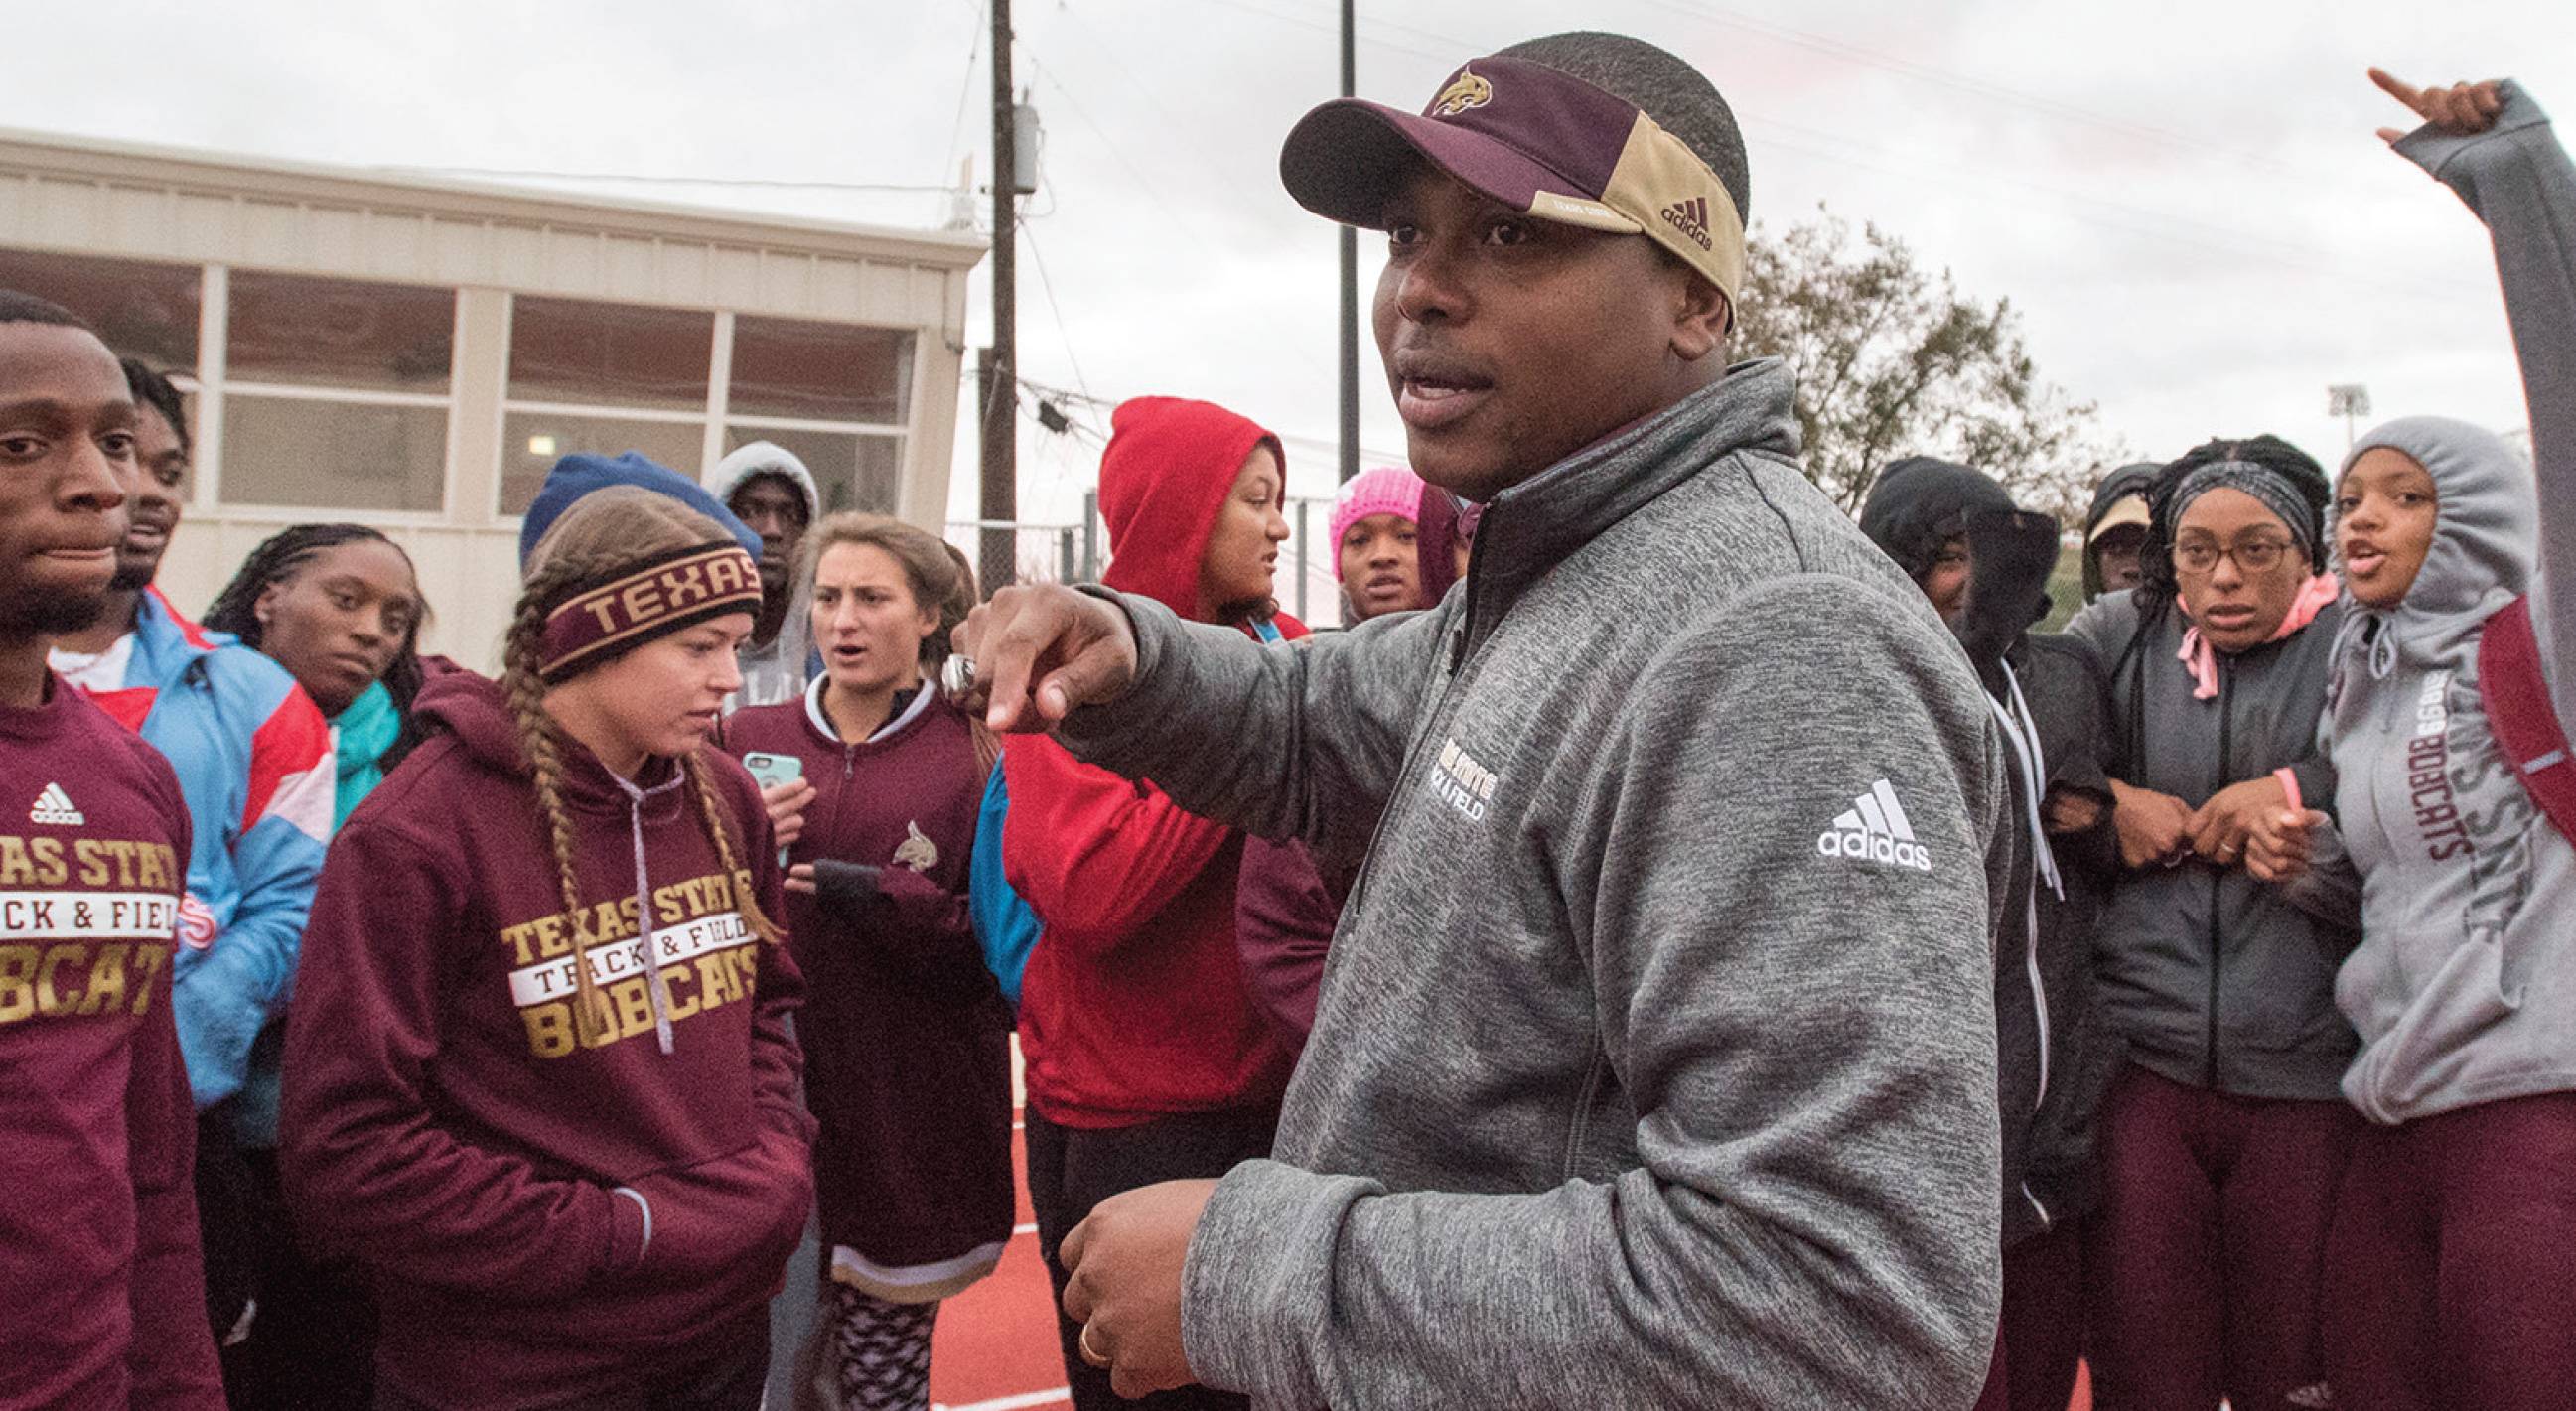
[2324,1091,2576,1411]
[2082,1065,2355,1411]
[1973,1219,2086,1411]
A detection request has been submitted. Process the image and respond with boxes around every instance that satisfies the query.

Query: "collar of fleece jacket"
[1097,396,1283,623]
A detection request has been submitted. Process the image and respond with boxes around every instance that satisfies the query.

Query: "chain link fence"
[947,492,1349,628]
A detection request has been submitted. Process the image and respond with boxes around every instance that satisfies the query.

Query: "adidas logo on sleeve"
[29,783,83,826]
[1816,778,1932,872]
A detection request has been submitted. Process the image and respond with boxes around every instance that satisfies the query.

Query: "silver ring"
[940,653,977,697]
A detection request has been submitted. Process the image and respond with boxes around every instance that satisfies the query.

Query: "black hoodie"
[1863,457,2124,1244]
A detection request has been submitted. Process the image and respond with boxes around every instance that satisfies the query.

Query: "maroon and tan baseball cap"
[1279,55,1747,314]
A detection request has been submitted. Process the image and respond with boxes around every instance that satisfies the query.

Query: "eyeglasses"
[2173,537,2297,576]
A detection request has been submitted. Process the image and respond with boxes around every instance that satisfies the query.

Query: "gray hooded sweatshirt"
[2326,82,2576,1126]
[1057,361,2013,1410]
[703,441,821,710]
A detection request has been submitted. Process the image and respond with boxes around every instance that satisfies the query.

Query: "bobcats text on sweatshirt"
[280,670,814,1410]
[1061,362,2012,1409]
[0,676,223,1410]
[2326,84,2576,1125]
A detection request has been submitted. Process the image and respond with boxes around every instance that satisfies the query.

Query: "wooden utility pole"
[1338,0,1359,484]
[979,0,1019,597]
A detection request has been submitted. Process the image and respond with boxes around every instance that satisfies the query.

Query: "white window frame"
[199,262,466,523]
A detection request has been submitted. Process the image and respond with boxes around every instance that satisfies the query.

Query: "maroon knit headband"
[537,541,764,682]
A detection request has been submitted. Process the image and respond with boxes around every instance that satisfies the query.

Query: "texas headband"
[1280,54,1748,316]
[537,541,765,682]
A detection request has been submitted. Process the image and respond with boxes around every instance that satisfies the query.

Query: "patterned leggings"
[827,1284,939,1411]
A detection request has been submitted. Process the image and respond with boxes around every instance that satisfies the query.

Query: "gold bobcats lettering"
[0,940,168,1026]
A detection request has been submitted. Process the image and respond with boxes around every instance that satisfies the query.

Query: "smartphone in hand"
[741,752,805,867]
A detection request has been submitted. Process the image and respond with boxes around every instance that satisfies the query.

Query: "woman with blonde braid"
[280,487,816,1411]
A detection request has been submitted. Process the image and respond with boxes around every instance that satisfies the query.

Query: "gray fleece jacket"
[2064,589,2359,1099]
[1059,361,2013,1410]
[2326,83,2576,1126]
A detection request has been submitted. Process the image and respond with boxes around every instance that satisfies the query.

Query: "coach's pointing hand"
[951,584,1139,733]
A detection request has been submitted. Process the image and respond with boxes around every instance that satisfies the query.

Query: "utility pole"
[1338,0,1360,485]
[979,0,1019,598]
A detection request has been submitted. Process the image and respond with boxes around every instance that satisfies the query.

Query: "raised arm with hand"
[2374,69,2576,710]
[956,583,1451,853]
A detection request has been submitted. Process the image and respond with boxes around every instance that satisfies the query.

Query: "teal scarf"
[332,681,401,829]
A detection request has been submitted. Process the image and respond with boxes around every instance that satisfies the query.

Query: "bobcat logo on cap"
[1430,68,1493,118]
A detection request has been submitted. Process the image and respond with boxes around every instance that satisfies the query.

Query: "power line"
[1017,212,1095,404]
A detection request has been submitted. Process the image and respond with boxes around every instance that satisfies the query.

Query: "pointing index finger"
[2368,66,2423,112]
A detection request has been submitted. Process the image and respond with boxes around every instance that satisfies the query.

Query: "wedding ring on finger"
[1078,1321,1112,1369]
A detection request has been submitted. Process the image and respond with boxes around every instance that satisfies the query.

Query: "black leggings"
[1024,1106,1276,1411]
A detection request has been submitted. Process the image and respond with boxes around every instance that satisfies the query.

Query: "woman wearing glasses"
[2061,437,2361,1411]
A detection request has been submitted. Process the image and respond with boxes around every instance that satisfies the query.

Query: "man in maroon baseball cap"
[972,31,2008,1411]
[1274,35,1751,503]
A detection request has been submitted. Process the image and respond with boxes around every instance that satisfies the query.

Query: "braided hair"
[205,523,432,771]
[504,490,783,1048]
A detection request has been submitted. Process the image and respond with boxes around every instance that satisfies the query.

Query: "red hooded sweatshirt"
[1006,396,1305,1129]
[280,671,814,1409]
[0,677,222,1410]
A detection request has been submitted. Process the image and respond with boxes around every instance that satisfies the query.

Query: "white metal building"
[0,127,984,666]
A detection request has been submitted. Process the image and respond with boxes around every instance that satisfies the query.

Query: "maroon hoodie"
[724,679,1013,1297]
[1006,396,1305,1128]
[280,671,814,1409]
[0,676,222,1410]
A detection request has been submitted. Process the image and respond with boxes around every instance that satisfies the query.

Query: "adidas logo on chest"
[1817,778,1932,872]
[29,782,83,826]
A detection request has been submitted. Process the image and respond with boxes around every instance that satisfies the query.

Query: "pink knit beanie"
[1327,466,1428,580]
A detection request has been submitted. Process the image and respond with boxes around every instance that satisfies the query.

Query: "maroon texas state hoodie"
[724,679,1014,1295]
[1006,396,1306,1129]
[1,676,222,1410]
[279,670,815,1409]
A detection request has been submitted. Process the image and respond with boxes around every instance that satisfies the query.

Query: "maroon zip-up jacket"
[280,672,814,1409]
[724,681,1013,1296]
[0,675,222,1409]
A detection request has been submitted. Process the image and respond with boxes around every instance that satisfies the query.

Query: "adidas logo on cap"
[1659,195,1715,252]
[30,781,83,826]
[1816,778,1932,872]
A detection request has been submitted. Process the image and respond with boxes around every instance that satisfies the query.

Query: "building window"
[0,248,201,371]
[222,398,450,513]
[497,296,713,514]
[721,427,903,516]
[721,315,910,517]
[218,270,456,511]
[730,316,911,424]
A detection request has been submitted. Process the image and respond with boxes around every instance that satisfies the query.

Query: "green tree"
[1733,206,2119,524]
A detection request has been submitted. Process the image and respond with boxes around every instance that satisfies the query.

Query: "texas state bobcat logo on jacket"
[894,820,939,873]
[496,867,766,1059]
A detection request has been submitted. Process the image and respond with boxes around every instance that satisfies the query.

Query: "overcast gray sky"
[6,0,2571,526]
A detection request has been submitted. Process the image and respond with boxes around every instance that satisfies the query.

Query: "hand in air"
[949,585,1140,733]
[2244,806,2331,883]
[2369,68,2506,144]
